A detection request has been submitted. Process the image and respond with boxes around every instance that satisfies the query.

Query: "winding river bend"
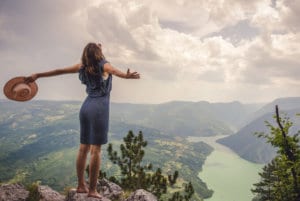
[188,136,264,201]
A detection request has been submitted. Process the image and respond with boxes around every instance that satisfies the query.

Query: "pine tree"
[252,105,300,201]
[168,182,194,201]
[107,130,152,190]
[252,159,279,201]
[169,192,183,201]
[104,130,194,199]
[168,170,179,186]
[184,182,194,200]
[149,168,168,198]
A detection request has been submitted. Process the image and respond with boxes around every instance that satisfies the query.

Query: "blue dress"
[78,59,112,145]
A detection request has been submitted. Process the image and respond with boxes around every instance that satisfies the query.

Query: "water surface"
[188,136,264,201]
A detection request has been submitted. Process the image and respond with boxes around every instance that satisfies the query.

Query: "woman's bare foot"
[76,185,89,193]
[88,191,102,199]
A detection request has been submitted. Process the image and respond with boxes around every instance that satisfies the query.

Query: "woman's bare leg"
[88,144,102,198]
[76,143,90,193]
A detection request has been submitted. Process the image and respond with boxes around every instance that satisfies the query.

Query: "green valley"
[0,100,214,200]
[1,97,299,200]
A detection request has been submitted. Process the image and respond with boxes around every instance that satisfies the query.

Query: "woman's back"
[79,59,112,97]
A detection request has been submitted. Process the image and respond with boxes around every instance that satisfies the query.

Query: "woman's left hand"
[24,74,38,83]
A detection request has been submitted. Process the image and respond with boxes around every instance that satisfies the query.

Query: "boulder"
[125,189,157,201]
[38,185,65,201]
[65,188,111,201]
[98,179,123,200]
[0,183,29,201]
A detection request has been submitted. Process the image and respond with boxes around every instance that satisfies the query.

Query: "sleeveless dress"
[78,59,112,145]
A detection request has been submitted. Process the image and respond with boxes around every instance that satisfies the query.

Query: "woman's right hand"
[103,63,140,79]
[24,74,38,83]
[126,68,140,79]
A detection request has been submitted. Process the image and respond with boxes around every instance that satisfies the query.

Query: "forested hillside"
[1,97,298,199]
[218,97,300,163]
[0,100,214,200]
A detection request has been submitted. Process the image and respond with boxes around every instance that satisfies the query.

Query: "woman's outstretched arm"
[103,63,140,79]
[25,63,82,82]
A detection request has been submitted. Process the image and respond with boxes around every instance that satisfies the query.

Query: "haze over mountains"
[218,97,300,163]
[110,96,300,164]
[0,96,299,198]
[110,100,263,136]
[1,97,299,160]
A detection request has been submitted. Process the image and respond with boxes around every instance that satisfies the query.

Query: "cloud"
[277,0,300,32]
[0,0,299,104]
[241,33,300,84]
[205,20,260,45]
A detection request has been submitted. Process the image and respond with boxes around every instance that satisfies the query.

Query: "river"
[187,136,264,201]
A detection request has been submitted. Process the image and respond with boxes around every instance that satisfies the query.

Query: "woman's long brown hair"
[81,43,105,75]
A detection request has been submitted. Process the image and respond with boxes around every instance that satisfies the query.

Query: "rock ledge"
[0,181,158,201]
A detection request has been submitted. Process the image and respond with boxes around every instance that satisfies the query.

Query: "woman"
[25,42,140,199]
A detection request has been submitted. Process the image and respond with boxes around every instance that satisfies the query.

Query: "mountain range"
[218,97,300,163]
[110,97,299,166]
[0,96,299,199]
[110,100,263,136]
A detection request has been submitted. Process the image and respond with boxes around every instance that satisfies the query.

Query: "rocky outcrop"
[38,185,65,201]
[98,179,123,200]
[65,188,111,201]
[0,183,29,201]
[0,182,157,201]
[65,179,123,201]
[125,189,157,201]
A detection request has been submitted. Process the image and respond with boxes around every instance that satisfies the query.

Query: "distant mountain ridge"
[110,100,262,136]
[218,97,300,163]
[245,97,300,124]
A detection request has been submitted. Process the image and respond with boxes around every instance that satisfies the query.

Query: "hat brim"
[3,76,38,102]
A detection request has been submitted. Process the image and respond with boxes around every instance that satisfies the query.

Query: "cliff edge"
[0,179,157,201]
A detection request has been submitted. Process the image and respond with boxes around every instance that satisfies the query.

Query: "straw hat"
[3,76,38,101]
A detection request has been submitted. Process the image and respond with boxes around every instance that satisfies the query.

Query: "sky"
[0,0,299,104]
